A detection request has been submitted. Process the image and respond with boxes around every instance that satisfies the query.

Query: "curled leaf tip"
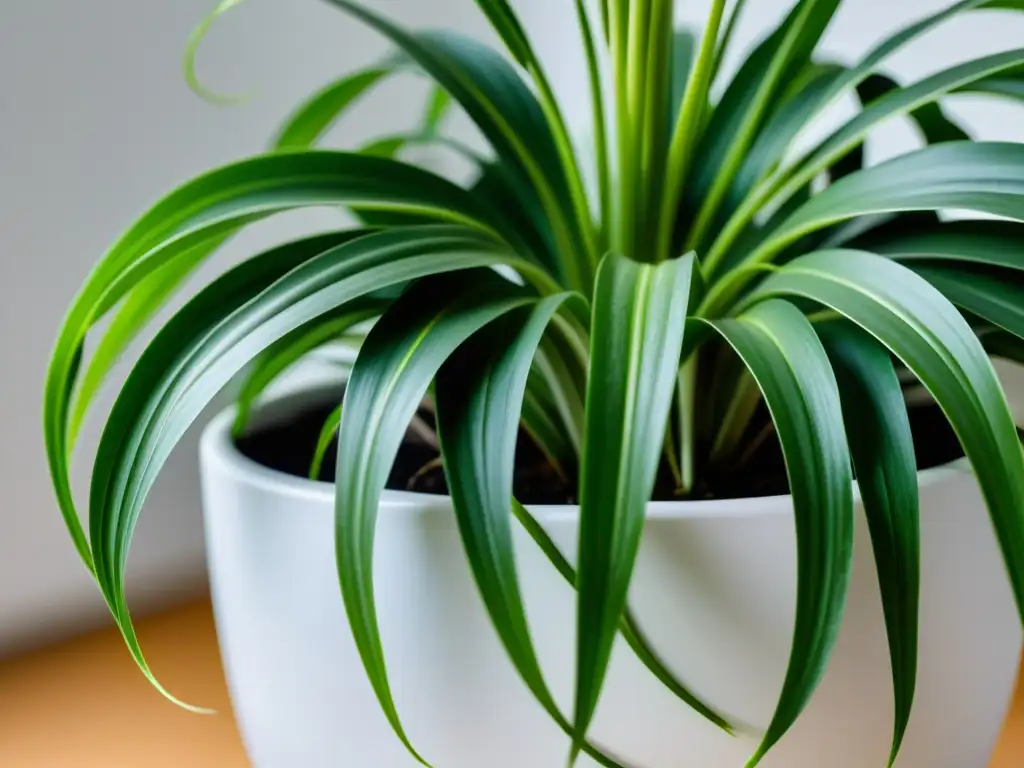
[184,0,258,105]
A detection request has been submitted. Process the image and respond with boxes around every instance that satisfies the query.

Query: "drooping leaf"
[333,270,535,765]
[914,264,1024,339]
[43,150,546,571]
[703,141,1024,312]
[510,501,734,734]
[232,301,384,436]
[749,250,1024,627]
[818,321,920,768]
[67,246,211,447]
[776,142,1024,250]
[434,294,640,768]
[572,251,697,760]
[861,220,1024,273]
[858,73,969,144]
[705,299,853,767]
[85,227,534,712]
[704,46,1024,273]
[275,66,396,150]
[324,0,593,288]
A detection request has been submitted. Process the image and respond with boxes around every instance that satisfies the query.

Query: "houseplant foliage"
[43,0,1024,765]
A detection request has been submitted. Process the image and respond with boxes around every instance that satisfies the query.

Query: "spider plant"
[44,0,1024,765]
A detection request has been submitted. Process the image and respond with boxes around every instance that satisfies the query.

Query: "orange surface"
[0,599,1021,767]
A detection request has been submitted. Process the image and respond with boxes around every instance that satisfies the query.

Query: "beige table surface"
[0,599,1021,767]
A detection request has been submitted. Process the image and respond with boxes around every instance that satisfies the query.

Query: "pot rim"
[200,385,972,521]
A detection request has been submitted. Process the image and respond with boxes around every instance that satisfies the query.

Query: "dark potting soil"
[235,398,965,504]
[235,399,575,504]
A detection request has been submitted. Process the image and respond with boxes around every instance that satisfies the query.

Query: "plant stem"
[656,0,728,262]
[610,0,634,255]
[711,0,750,82]
[684,0,818,255]
[624,0,651,256]
[529,65,602,281]
[575,0,612,249]
[638,0,674,258]
[678,355,698,494]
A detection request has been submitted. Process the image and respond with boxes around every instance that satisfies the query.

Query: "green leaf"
[468,0,534,68]
[571,252,697,760]
[89,231,359,707]
[434,294,639,768]
[183,0,252,105]
[274,67,395,150]
[777,142,1024,249]
[914,264,1024,338]
[668,30,696,130]
[519,375,575,477]
[763,49,1024,226]
[861,220,1024,273]
[435,296,572,718]
[84,227,530,709]
[44,150,539,572]
[232,301,383,436]
[420,85,452,138]
[334,270,534,765]
[683,0,842,250]
[724,62,846,215]
[750,250,1024,629]
[310,403,343,481]
[704,141,1024,313]
[817,322,920,768]
[510,501,734,734]
[67,246,211,447]
[705,43,1024,273]
[704,300,853,767]
[69,44,455,446]
[858,73,969,144]
[710,0,750,80]
[324,0,592,288]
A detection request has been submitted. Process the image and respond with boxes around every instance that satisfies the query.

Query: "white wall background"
[1,0,1023,655]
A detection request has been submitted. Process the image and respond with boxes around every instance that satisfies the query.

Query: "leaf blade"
[818,321,920,767]
[751,250,1024,628]
[334,271,534,765]
[572,252,698,758]
[704,300,854,767]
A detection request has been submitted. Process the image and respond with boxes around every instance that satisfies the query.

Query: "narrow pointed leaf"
[86,227,529,711]
[43,150,538,570]
[324,0,589,288]
[232,301,383,435]
[683,0,842,247]
[434,294,638,768]
[914,264,1024,338]
[334,271,534,765]
[863,220,1024,273]
[818,322,920,767]
[310,403,344,481]
[704,300,853,767]
[572,252,697,758]
[702,142,1024,312]
[510,500,734,734]
[750,250,1024,625]
[275,67,395,150]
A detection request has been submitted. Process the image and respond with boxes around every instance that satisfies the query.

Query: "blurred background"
[2,0,1024,662]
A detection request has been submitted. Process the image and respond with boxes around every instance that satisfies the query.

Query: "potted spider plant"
[44,0,1024,765]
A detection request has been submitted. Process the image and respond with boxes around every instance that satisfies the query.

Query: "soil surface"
[236,398,964,504]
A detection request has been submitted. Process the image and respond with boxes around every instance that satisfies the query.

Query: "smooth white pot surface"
[201,394,1021,768]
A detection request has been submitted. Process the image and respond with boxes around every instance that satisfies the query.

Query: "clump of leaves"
[44,1,1024,766]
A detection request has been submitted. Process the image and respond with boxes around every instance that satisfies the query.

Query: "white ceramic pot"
[200,389,1022,768]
